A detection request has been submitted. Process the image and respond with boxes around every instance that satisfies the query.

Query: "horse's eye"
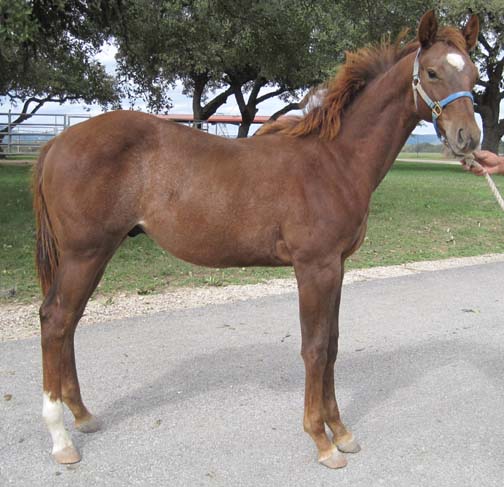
[427,69,437,80]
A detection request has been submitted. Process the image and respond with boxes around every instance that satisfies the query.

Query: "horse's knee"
[301,342,328,368]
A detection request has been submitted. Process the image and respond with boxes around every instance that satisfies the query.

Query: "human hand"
[461,150,504,176]
[474,150,504,175]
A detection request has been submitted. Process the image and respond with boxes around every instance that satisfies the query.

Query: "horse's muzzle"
[444,118,481,157]
[454,126,480,154]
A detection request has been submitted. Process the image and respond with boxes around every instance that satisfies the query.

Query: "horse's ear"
[418,10,438,48]
[462,14,479,51]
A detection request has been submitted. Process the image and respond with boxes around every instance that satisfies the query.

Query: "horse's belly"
[144,217,289,268]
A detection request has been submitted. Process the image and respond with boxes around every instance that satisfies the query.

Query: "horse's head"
[413,10,480,156]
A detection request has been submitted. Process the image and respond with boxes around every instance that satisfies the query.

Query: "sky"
[0,43,482,138]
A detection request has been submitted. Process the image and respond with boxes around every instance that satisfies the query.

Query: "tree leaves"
[0,1,120,109]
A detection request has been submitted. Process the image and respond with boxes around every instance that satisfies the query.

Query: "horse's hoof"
[53,445,81,464]
[318,447,347,469]
[76,415,102,434]
[335,433,361,454]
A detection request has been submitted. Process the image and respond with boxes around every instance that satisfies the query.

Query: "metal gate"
[0,112,90,157]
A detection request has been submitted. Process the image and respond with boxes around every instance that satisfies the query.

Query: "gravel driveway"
[2,253,504,343]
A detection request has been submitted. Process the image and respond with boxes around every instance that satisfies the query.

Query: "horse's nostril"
[456,128,478,152]
[468,136,477,151]
[457,128,465,146]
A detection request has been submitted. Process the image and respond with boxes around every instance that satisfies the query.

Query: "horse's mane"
[257,27,467,140]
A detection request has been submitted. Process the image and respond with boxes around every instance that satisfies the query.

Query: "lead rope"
[463,154,504,212]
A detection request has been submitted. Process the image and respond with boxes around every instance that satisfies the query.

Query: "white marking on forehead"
[446,53,465,72]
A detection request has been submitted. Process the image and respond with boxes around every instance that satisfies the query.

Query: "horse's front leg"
[322,262,361,454]
[295,258,347,469]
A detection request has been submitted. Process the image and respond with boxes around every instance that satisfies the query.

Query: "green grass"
[0,164,39,300]
[1,161,504,303]
[347,161,504,268]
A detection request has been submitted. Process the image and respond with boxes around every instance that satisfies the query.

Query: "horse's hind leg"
[60,266,107,434]
[41,250,111,464]
[321,267,361,454]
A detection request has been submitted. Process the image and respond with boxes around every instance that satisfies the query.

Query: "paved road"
[1,263,504,486]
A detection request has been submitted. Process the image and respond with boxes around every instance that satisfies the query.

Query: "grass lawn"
[1,161,504,303]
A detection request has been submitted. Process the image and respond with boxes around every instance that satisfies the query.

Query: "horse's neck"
[335,53,419,192]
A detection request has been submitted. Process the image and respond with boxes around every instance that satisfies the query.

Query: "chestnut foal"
[33,11,480,468]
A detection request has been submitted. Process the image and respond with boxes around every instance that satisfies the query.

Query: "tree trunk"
[192,76,206,130]
[231,77,290,138]
[474,36,503,155]
[191,73,234,130]
[477,71,503,153]
[481,120,503,153]
[237,121,252,138]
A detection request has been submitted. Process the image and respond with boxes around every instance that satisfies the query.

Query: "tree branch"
[256,86,288,105]
[0,98,45,134]
[246,78,266,108]
[200,86,234,119]
[268,89,312,120]
[269,102,301,120]
[0,94,76,134]
[477,32,493,56]
[230,80,247,114]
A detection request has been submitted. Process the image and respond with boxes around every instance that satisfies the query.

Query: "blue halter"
[412,48,474,143]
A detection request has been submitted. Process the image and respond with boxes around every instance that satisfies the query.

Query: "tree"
[114,0,350,137]
[112,0,232,124]
[0,0,121,155]
[337,0,436,45]
[216,0,351,138]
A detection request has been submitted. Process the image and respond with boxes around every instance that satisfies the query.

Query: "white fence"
[0,113,90,156]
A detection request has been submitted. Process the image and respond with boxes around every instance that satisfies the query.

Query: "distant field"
[1,161,503,303]
[1,155,37,161]
[397,152,446,160]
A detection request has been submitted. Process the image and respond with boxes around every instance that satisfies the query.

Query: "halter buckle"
[432,102,442,118]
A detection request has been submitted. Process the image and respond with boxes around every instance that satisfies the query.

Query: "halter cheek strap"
[412,48,474,143]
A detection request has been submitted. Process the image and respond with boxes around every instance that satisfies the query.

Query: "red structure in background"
[158,114,271,124]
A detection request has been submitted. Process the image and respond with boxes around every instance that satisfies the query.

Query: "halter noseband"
[412,48,473,143]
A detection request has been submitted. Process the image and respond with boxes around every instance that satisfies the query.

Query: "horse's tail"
[33,140,59,297]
